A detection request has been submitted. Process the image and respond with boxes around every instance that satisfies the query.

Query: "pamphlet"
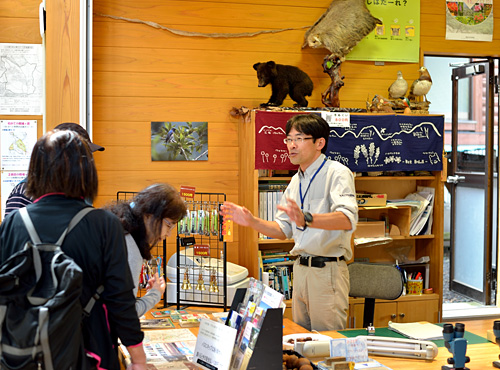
[141,318,175,329]
[120,329,198,369]
[388,321,443,341]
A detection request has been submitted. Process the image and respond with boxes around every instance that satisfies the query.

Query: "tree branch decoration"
[95,13,310,38]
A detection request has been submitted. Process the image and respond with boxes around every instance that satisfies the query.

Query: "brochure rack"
[175,192,228,310]
[229,288,283,370]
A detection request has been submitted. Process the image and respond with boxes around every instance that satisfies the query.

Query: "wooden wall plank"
[0,0,39,17]
[93,70,417,101]
[95,170,239,200]
[0,18,41,43]
[93,146,238,171]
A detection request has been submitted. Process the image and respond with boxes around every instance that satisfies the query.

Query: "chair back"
[348,262,404,328]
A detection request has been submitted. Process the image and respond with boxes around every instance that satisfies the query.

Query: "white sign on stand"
[322,112,350,128]
[193,318,237,370]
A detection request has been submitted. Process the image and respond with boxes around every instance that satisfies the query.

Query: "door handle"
[447,175,466,184]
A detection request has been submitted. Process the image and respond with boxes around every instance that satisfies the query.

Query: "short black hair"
[285,114,330,154]
[26,130,98,200]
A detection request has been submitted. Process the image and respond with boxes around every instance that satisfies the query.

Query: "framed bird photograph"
[151,121,208,161]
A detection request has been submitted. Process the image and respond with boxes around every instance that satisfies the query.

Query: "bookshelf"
[238,110,444,324]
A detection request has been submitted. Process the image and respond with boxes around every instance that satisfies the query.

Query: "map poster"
[1,120,38,171]
[0,43,43,115]
[1,170,28,220]
[326,114,444,172]
[446,1,493,41]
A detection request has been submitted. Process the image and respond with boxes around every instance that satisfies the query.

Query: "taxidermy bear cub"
[253,61,313,107]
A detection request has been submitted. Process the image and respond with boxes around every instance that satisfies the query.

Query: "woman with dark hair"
[0,130,146,370]
[104,183,187,316]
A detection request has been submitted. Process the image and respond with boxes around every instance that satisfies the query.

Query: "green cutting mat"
[337,324,489,347]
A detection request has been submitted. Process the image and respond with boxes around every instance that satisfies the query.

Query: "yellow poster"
[346,0,420,63]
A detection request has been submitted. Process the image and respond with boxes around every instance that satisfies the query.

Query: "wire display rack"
[174,192,227,310]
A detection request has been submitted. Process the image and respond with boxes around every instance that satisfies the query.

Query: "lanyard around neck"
[299,159,327,210]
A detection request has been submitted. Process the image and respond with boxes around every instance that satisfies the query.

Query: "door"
[447,60,497,304]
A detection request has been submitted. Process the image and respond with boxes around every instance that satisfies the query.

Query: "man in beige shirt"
[222,113,358,331]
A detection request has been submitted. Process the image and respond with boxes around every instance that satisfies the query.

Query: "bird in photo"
[388,71,408,99]
[163,127,176,145]
[408,66,433,102]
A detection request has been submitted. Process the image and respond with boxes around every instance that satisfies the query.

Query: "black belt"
[299,255,345,268]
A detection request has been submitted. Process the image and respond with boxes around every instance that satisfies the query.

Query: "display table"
[124,307,500,370]
[319,318,500,370]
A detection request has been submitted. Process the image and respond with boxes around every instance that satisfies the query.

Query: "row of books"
[258,184,287,239]
[259,248,294,265]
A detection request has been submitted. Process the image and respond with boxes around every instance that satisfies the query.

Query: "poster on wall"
[0,43,43,115]
[1,120,37,171]
[326,114,444,172]
[1,171,28,220]
[346,0,420,63]
[445,1,493,41]
[151,121,208,161]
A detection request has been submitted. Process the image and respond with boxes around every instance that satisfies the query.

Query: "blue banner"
[326,114,444,172]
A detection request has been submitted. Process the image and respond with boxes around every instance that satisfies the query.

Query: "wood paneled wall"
[2,0,500,264]
[91,0,500,264]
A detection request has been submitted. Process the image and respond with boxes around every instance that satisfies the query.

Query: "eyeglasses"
[163,219,176,231]
[283,137,314,145]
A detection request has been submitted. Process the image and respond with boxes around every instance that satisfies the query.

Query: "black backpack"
[0,207,102,370]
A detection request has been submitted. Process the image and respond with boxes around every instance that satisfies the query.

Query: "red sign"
[194,244,210,256]
[180,185,196,199]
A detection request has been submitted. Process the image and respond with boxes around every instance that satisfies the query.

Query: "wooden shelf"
[258,239,294,244]
[239,111,445,324]
[259,177,293,181]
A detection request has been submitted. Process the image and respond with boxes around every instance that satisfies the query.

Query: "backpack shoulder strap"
[19,207,42,244]
[55,207,95,246]
[83,285,105,316]
[20,207,95,247]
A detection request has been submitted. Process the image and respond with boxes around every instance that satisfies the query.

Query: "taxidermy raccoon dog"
[302,0,382,59]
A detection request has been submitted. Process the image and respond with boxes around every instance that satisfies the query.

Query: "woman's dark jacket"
[0,195,144,370]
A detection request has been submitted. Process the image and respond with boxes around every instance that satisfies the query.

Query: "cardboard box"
[356,193,387,207]
[354,221,386,238]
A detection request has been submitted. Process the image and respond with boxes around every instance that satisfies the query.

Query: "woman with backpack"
[0,130,146,370]
[103,183,187,317]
